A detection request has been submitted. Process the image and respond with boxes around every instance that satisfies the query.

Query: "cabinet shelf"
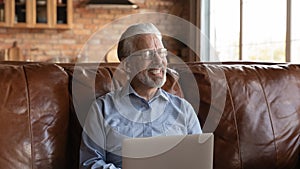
[57,4,66,7]
[36,4,47,7]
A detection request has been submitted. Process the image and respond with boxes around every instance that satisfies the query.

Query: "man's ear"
[120,61,131,74]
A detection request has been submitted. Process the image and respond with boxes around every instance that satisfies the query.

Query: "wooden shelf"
[57,3,67,7]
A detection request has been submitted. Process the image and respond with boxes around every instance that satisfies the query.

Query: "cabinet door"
[53,0,72,29]
[33,0,51,28]
[12,0,32,27]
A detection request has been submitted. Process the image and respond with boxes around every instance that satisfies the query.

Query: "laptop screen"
[122,133,214,169]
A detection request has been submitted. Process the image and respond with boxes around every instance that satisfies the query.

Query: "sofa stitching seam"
[254,66,278,167]
[226,70,243,169]
[23,65,34,169]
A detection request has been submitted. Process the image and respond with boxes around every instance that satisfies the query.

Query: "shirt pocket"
[163,123,187,136]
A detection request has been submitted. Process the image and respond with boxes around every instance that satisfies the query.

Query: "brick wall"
[0,0,193,62]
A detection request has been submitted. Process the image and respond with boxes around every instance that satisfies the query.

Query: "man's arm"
[184,100,202,134]
[79,101,121,169]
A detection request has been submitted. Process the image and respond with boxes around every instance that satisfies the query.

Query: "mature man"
[80,23,202,169]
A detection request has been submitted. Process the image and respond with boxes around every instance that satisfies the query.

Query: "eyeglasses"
[129,48,168,60]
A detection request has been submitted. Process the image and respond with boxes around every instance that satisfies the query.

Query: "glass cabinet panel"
[56,0,67,24]
[36,0,47,24]
[15,0,26,23]
[0,0,5,23]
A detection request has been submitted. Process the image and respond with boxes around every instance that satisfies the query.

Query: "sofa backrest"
[0,62,299,169]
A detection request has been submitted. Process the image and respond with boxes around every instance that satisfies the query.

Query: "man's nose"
[151,52,163,63]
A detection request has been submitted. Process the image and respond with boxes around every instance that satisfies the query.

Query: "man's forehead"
[132,34,164,50]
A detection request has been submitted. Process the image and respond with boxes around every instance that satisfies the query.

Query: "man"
[80,23,202,169]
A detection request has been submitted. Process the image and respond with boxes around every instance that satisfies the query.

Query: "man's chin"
[135,70,166,88]
[147,76,166,88]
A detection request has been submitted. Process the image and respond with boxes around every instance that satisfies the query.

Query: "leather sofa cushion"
[0,63,69,169]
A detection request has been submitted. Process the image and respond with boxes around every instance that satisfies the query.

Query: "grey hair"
[117,23,162,61]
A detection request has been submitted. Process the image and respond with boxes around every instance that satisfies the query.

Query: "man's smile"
[148,68,164,78]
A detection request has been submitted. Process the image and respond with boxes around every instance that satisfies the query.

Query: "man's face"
[126,34,168,88]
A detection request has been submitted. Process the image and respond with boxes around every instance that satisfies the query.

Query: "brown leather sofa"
[0,61,299,169]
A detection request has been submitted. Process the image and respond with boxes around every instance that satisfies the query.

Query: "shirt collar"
[114,83,169,123]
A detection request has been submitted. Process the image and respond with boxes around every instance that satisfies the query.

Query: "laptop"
[122,133,214,169]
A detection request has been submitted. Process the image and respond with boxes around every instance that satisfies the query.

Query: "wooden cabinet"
[0,0,72,29]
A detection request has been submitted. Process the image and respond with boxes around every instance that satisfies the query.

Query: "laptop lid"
[122,133,214,169]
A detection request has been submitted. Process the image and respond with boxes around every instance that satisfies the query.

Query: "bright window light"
[291,0,300,63]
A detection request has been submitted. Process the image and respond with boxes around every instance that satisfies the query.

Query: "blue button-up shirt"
[80,84,202,169]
